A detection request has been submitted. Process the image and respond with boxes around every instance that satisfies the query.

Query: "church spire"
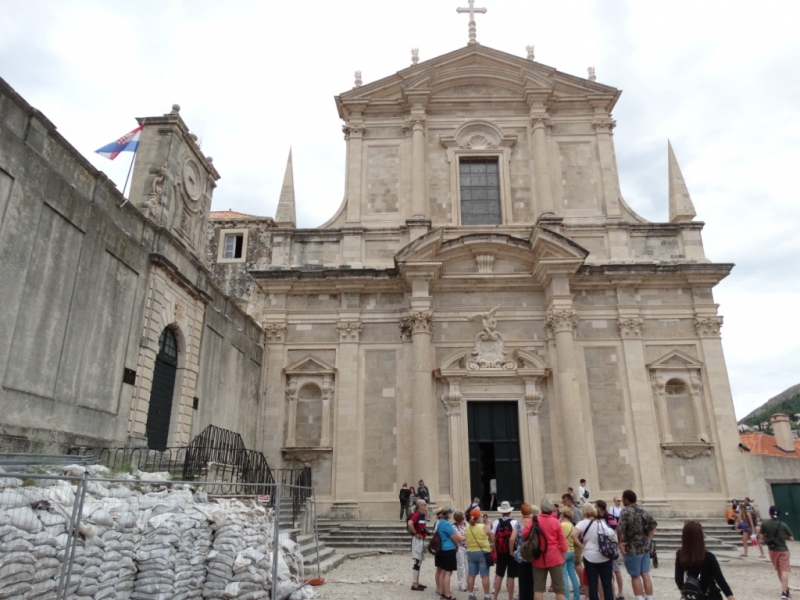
[668,141,696,223]
[275,149,296,228]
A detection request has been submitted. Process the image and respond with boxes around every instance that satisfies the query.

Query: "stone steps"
[317,518,742,553]
[296,533,346,573]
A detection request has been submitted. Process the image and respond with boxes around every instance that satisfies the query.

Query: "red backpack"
[495,518,514,554]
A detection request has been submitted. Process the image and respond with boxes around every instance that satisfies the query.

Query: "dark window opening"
[223,233,244,259]
[459,157,501,225]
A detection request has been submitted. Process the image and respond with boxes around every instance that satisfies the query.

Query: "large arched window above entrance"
[146,327,180,451]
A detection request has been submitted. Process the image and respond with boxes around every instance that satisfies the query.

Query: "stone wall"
[742,453,800,517]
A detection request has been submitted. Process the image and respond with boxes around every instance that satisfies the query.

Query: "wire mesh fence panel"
[0,471,85,600]
[1,467,321,600]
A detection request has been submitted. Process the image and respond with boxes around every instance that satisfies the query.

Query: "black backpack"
[682,574,703,600]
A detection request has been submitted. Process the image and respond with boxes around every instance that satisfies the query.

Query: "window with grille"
[459,157,502,225]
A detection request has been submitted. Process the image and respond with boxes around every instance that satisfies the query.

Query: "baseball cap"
[769,505,781,519]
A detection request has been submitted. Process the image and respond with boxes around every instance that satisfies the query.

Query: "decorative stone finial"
[354,71,362,88]
[411,48,419,65]
[207,156,213,163]
[526,45,535,61]
[456,0,487,46]
[171,104,181,114]
[190,133,198,142]
[588,67,596,82]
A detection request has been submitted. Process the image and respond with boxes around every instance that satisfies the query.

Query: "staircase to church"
[318,515,741,554]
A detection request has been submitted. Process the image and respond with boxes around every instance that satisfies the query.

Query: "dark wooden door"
[146,328,178,451]
[771,484,800,535]
[468,401,524,509]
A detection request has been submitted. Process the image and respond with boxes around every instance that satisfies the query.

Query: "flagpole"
[119,149,137,208]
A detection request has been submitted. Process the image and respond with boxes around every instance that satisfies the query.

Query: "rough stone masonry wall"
[0,469,314,600]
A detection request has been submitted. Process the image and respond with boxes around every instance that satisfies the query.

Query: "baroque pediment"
[336,45,620,118]
[283,354,336,375]
[647,349,704,371]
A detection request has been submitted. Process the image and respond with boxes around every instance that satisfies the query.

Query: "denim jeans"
[562,551,580,600]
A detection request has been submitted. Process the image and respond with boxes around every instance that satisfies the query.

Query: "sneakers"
[468,595,476,600]
[782,591,792,600]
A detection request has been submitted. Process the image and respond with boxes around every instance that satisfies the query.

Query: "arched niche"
[282,355,335,464]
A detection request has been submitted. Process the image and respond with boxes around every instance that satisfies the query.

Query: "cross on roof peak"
[456,0,487,46]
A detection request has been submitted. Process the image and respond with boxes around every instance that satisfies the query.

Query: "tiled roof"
[740,432,800,458]
[209,209,263,220]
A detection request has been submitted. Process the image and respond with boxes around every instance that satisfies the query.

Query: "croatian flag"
[95,125,143,160]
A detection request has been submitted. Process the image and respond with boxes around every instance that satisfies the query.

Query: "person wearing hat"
[491,501,520,600]
[758,505,795,600]
[434,506,464,600]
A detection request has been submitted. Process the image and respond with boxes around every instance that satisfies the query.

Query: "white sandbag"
[5,507,42,533]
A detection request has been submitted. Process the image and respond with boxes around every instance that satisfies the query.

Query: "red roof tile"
[209,209,263,220]
[739,432,800,458]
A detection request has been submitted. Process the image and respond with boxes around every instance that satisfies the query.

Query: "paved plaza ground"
[313,542,800,600]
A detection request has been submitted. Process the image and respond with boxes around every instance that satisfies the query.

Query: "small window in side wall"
[459,157,502,225]
[223,233,244,259]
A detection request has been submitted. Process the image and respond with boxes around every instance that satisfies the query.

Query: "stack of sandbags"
[171,507,212,600]
[131,510,181,599]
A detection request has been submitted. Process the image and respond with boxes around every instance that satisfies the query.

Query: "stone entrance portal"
[468,401,523,508]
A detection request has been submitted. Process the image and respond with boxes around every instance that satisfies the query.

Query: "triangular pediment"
[647,349,704,370]
[336,44,620,118]
[284,354,336,375]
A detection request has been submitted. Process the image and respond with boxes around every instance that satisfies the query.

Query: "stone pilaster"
[284,376,298,447]
[261,319,288,467]
[343,118,365,224]
[441,386,466,510]
[592,116,621,217]
[410,114,427,218]
[617,313,665,501]
[523,383,546,503]
[544,307,588,489]
[530,111,554,214]
[332,318,361,514]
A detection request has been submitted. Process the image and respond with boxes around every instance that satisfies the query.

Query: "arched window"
[665,378,698,442]
[158,328,178,363]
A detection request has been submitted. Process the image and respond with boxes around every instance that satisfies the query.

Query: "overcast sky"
[1,0,798,419]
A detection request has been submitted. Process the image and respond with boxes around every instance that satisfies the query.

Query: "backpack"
[681,574,703,600]
[603,511,618,529]
[427,527,442,555]
[764,520,781,550]
[495,518,514,555]
[521,517,547,562]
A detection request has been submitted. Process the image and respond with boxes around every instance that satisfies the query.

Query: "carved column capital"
[337,320,362,342]
[650,372,666,395]
[342,123,366,139]
[263,321,287,343]
[529,112,551,129]
[285,376,298,402]
[408,114,427,129]
[618,317,644,338]
[694,315,723,337]
[544,309,578,335]
[403,310,434,335]
[441,389,463,417]
[525,390,545,417]
[592,117,617,133]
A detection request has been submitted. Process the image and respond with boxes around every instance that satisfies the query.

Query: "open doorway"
[468,401,523,510]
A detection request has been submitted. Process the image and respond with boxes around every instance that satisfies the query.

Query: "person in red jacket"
[523,498,568,600]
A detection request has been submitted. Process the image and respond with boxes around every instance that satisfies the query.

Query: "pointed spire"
[275,149,296,227]
[668,141,696,223]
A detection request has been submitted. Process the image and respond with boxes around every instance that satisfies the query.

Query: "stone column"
[694,315,746,499]
[530,112,554,214]
[407,309,439,497]
[331,319,362,518]
[618,315,665,501]
[441,384,466,510]
[524,383,546,503]
[261,321,288,467]
[284,376,298,447]
[592,117,621,217]
[545,308,589,488]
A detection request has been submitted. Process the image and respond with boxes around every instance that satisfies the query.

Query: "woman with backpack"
[516,503,537,600]
[674,521,735,600]
[433,507,464,600]
[572,504,617,600]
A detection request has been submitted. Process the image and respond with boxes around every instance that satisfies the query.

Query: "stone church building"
[0,31,744,519]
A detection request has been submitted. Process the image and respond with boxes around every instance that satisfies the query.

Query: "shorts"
[411,536,426,562]
[467,551,490,577]
[435,548,457,572]
[623,552,650,577]
[611,556,620,572]
[533,563,565,595]
[495,553,519,578]
[769,550,791,572]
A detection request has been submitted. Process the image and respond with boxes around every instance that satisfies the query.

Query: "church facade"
[208,43,745,518]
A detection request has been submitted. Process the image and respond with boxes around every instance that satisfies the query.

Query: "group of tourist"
[407,485,795,600]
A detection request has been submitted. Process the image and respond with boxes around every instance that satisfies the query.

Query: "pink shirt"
[522,512,568,568]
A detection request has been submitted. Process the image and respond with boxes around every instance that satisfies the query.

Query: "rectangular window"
[223,233,244,259]
[459,157,501,225]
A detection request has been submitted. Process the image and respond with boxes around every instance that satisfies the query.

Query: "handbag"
[585,520,619,560]
[468,524,493,567]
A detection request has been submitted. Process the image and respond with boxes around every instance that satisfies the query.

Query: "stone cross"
[457,0,487,45]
